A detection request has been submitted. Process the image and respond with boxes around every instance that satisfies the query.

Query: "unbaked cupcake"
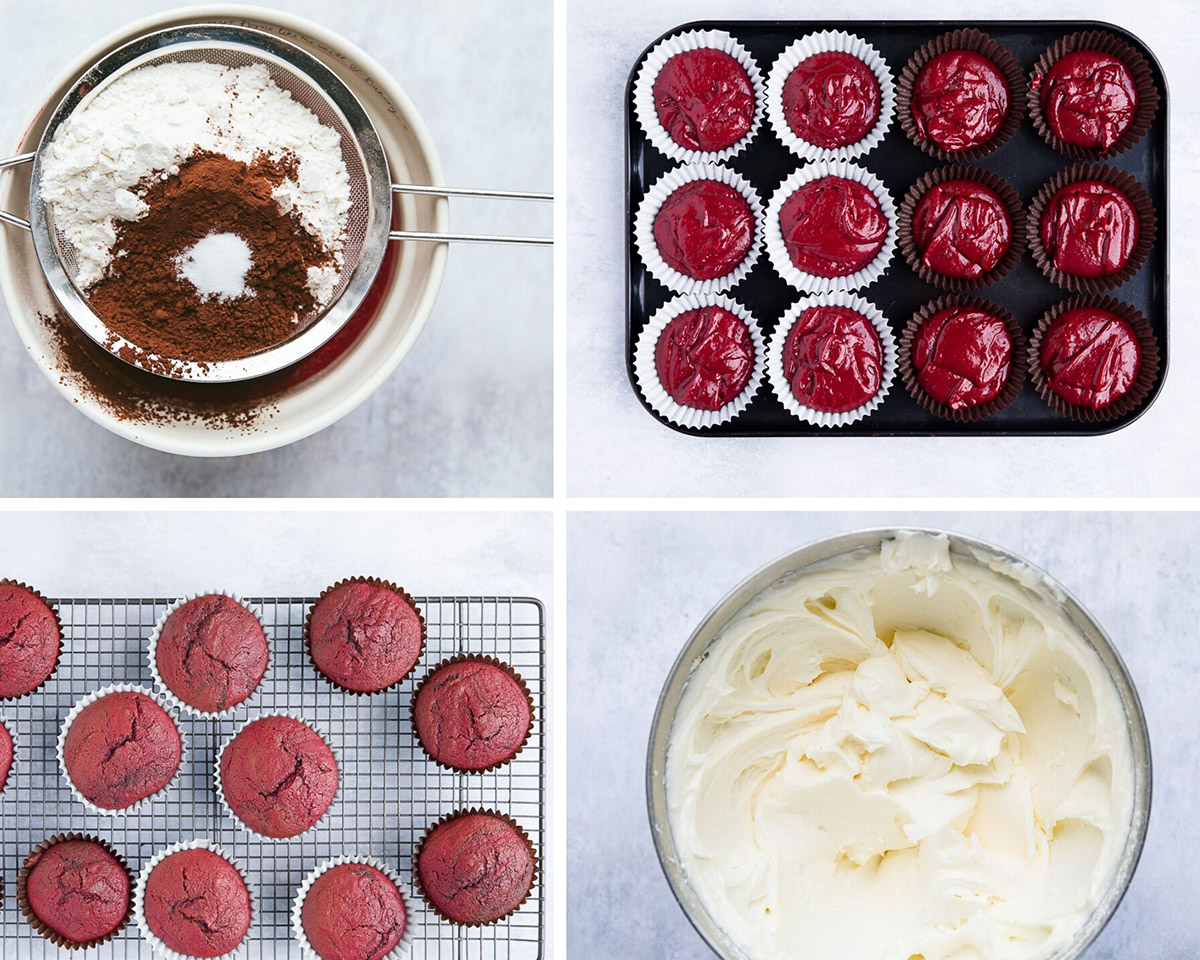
[18,834,133,948]
[0,580,61,700]
[294,858,412,960]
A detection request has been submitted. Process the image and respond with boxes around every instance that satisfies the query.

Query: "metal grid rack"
[0,595,546,959]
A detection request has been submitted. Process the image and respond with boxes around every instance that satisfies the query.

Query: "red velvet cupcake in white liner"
[633,293,766,430]
[633,28,764,164]
[291,856,414,960]
[764,160,898,295]
[767,291,898,428]
[0,713,16,799]
[766,30,895,162]
[634,163,764,296]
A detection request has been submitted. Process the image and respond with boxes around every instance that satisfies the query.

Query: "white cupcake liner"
[633,28,765,164]
[633,292,766,429]
[767,290,898,428]
[764,159,898,295]
[214,712,339,843]
[766,31,896,162]
[147,591,271,719]
[134,838,256,960]
[0,713,16,799]
[634,163,765,296]
[57,684,187,817]
[291,855,414,960]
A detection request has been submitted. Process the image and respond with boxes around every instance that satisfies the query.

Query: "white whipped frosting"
[666,532,1135,960]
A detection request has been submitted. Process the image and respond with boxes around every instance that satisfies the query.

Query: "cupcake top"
[781,305,883,413]
[0,582,60,699]
[155,594,268,714]
[1040,307,1141,410]
[63,690,181,810]
[1041,50,1137,152]
[301,863,407,960]
[778,177,888,278]
[0,719,12,793]
[1040,180,1138,278]
[143,848,250,959]
[782,51,881,149]
[654,305,756,412]
[652,48,756,153]
[308,581,423,694]
[913,307,1012,410]
[220,715,337,838]
[25,840,130,944]
[912,180,1012,279]
[418,812,535,925]
[912,50,1009,152]
[652,180,755,281]
[414,658,532,772]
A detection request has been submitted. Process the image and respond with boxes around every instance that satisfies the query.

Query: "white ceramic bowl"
[0,4,448,456]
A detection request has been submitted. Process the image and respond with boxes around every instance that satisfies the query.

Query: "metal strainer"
[0,24,551,383]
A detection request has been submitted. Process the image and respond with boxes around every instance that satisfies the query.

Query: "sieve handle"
[391,183,552,202]
[389,182,553,245]
[0,152,34,231]
[389,230,552,246]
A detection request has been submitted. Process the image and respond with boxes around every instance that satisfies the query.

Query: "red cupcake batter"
[913,307,1012,410]
[144,848,250,959]
[24,840,129,944]
[654,306,755,411]
[653,48,756,152]
[0,582,60,700]
[1040,307,1141,410]
[912,50,1009,152]
[1041,51,1137,152]
[652,180,754,280]
[782,51,881,148]
[418,812,535,925]
[912,180,1012,279]
[779,177,888,278]
[782,305,883,413]
[1040,180,1138,278]
[301,863,406,960]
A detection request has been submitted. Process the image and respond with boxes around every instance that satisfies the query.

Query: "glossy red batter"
[1040,307,1141,410]
[779,177,888,278]
[782,305,883,413]
[912,180,1012,279]
[1040,180,1138,278]
[1041,51,1137,152]
[782,51,881,148]
[654,305,755,410]
[912,50,1009,152]
[653,48,756,152]
[913,307,1011,409]
[652,180,754,280]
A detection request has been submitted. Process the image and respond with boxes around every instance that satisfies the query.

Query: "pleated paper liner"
[1027,30,1160,159]
[17,833,134,950]
[410,654,535,774]
[0,711,16,798]
[898,165,1026,292]
[292,855,415,960]
[899,296,1026,423]
[1026,162,1156,293]
[1028,295,1160,422]
[0,579,62,701]
[896,28,1025,162]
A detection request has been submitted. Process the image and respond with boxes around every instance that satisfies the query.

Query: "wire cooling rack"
[0,595,546,959]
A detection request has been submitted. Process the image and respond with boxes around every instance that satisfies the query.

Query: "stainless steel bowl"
[647,527,1152,960]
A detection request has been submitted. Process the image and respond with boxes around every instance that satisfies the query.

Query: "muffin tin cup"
[632,293,766,430]
[1028,295,1160,423]
[0,713,16,799]
[766,291,898,429]
[898,165,1027,292]
[57,683,187,818]
[0,579,63,702]
[1027,29,1160,159]
[16,832,134,950]
[146,591,271,720]
[899,296,1027,423]
[1026,162,1157,293]
[763,159,898,295]
[632,28,765,165]
[410,654,536,775]
[765,30,896,163]
[896,28,1026,162]
[634,163,765,296]
[414,808,539,928]
[133,839,257,960]
[291,855,415,960]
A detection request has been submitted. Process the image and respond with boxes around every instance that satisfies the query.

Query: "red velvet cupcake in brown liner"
[17,833,134,949]
[0,579,62,702]
[899,166,1026,291]
[1028,295,1160,423]
[896,29,1025,162]
[1027,30,1160,159]
[1027,162,1155,293]
[900,297,1026,423]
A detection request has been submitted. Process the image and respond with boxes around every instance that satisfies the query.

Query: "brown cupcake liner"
[410,655,535,774]
[1027,30,1160,159]
[414,808,539,927]
[1028,295,1160,422]
[0,580,63,702]
[896,29,1025,161]
[900,296,1027,423]
[17,833,134,949]
[305,577,427,696]
[898,165,1026,291]
[1027,162,1156,293]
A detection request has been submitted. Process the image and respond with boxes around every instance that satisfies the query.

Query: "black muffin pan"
[625,20,1168,436]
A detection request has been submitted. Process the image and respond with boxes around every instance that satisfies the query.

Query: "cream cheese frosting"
[666,532,1135,960]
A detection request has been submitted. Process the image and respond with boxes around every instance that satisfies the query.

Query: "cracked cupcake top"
[144,847,250,958]
[301,863,407,960]
[0,719,12,793]
[25,839,130,944]
[308,582,423,694]
[0,582,60,699]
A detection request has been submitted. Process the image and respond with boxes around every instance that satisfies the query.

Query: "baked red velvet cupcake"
[18,835,132,947]
[219,714,338,839]
[417,811,536,926]
[1037,180,1139,281]
[652,180,755,282]
[0,717,13,795]
[413,656,533,772]
[781,51,880,149]
[1036,307,1141,412]
[910,180,1013,281]
[140,846,251,959]
[1040,51,1136,153]
[649,46,756,154]
[0,581,61,700]
[298,861,408,960]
